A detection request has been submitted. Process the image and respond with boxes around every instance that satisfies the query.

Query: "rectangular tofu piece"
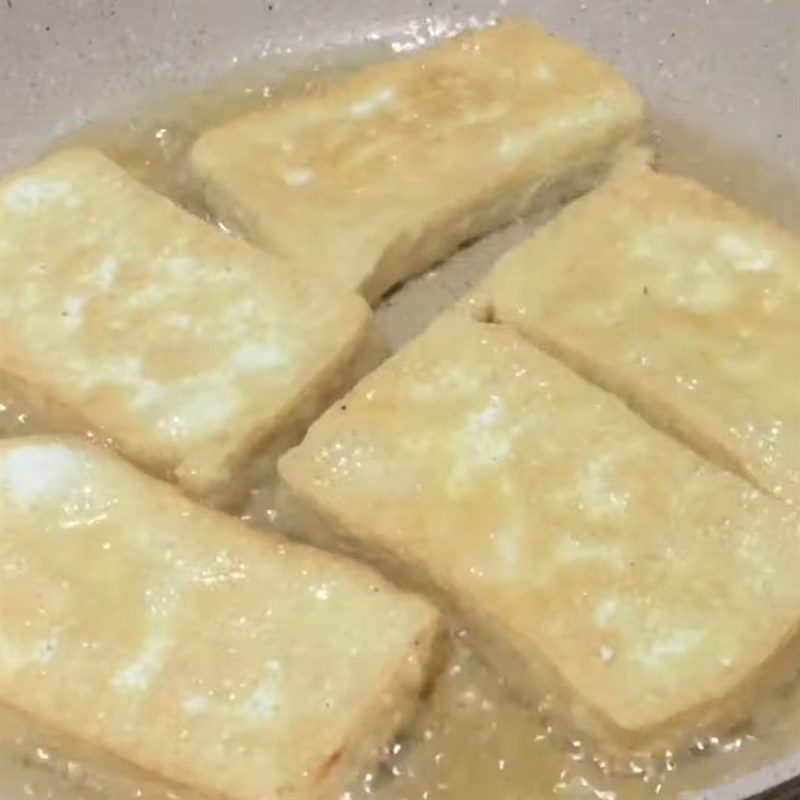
[279,311,800,755]
[0,437,440,800]
[0,148,374,506]
[191,21,645,302]
[468,152,800,502]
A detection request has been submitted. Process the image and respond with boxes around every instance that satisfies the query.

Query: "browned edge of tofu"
[305,621,447,800]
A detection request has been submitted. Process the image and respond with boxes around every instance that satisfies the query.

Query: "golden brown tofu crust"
[0,148,373,505]
[0,437,440,800]
[279,311,800,755]
[192,20,645,302]
[469,152,800,503]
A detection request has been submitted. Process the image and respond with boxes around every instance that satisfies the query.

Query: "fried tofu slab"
[0,149,373,505]
[0,437,440,800]
[279,311,800,755]
[469,152,800,502]
[192,21,645,302]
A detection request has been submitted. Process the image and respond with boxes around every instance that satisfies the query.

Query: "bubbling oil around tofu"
[1,32,799,800]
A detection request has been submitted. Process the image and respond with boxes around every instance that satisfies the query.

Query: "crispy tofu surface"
[469,153,800,502]
[192,21,645,301]
[0,148,372,504]
[0,437,440,800]
[279,312,800,753]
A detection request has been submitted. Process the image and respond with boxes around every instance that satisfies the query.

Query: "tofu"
[191,21,645,303]
[0,437,440,800]
[0,148,374,506]
[278,311,800,755]
[468,152,800,502]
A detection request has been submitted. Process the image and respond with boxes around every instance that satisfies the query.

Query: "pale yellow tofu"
[0,148,373,505]
[469,152,800,502]
[191,21,645,302]
[279,312,800,755]
[0,437,440,800]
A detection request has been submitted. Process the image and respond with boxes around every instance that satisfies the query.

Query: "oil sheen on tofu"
[0,148,372,504]
[191,20,645,302]
[1,21,798,800]
[279,311,800,755]
[469,151,800,503]
[0,437,440,800]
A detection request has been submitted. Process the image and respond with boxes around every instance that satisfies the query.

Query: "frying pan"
[0,1,798,799]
